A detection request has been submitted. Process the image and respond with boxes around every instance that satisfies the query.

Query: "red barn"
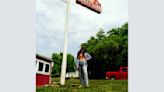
[36,54,54,87]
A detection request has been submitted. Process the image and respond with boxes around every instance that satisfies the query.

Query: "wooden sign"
[76,0,102,14]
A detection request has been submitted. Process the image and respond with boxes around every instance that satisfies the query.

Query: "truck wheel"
[105,77,109,80]
[110,77,116,80]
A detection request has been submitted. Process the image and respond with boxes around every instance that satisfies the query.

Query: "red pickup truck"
[105,67,128,80]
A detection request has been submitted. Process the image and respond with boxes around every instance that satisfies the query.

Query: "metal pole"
[60,0,70,85]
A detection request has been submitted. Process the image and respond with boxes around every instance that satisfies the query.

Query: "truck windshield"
[122,68,128,72]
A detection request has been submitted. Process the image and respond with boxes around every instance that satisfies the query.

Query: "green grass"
[36,77,128,92]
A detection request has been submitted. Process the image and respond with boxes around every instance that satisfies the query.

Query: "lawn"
[36,77,128,92]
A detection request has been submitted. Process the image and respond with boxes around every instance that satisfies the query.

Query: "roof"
[36,53,53,63]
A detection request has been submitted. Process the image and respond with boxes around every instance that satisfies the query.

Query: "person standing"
[76,47,92,87]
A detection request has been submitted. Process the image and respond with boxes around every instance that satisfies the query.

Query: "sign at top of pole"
[76,0,102,14]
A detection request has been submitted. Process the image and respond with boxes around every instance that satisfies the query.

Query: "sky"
[36,0,128,58]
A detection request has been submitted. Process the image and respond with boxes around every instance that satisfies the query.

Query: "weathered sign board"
[76,0,102,14]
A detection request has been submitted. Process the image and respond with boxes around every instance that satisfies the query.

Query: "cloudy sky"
[36,0,128,58]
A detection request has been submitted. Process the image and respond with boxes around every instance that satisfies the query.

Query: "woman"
[76,47,92,87]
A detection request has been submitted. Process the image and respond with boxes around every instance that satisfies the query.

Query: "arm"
[85,52,92,60]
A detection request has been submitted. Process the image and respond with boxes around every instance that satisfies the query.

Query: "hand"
[76,65,79,71]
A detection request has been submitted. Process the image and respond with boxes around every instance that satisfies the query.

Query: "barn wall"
[36,74,50,86]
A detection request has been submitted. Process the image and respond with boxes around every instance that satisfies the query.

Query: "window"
[122,68,128,72]
[38,62,44,71]
[45,64,50,73]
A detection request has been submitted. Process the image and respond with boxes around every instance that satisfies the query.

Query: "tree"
[51,53,76,77]
[67,54,76,72]
[51,53,62,76]
[96,28,105,40]
[81,22,128,78]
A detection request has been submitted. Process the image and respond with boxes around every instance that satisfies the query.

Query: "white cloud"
[36,0,128,57]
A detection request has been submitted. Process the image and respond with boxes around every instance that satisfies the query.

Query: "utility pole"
[60,0,70,86]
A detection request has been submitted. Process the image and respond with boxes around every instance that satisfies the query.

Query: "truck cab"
[105,67,128,80]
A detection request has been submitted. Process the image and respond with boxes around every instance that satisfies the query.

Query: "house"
[36,54,54,87]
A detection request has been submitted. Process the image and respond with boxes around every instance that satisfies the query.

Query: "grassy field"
[36,78,128,92]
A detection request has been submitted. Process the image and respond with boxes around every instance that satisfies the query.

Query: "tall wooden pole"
[60,0,70,86]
